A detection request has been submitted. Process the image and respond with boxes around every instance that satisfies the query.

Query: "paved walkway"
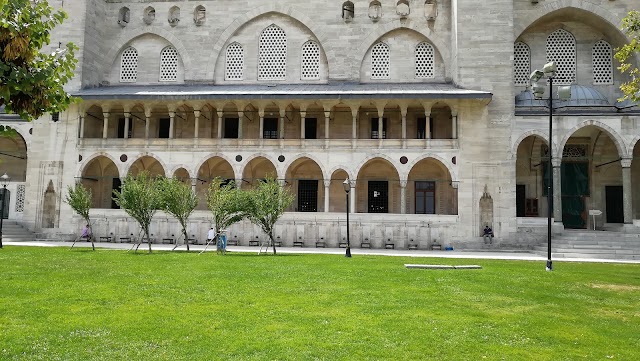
[5,240,640,264]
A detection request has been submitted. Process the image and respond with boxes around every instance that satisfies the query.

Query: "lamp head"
[542,61,557,75]
[529,70,544,83]
[532,83,546,99]
[557,85,572,101]
[0,173,10,187]
[342,178,350,193]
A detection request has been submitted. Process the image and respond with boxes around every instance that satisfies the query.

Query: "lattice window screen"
[225,43,244,80]
[514,42,530,86]
[301,41,320,80]
[592,40,613,85]
[159,46,179,81]
[258,25,287,80]
[546,29,576,85]
[371,42,390,79]
[15,184,25,212]
[120,47,138,83]
[415,42,435,79]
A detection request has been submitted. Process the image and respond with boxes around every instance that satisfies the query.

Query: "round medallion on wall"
[29,128,33,135]
[400,156,408,165]
[120,154,128,162]
[452,156,456,165]
[78,155,83,162]
[278,155,285,163]
[235,155,243,162]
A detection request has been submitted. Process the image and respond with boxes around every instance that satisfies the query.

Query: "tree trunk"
[86,219,95,251]
[144,226,152,253]
[180,220,189,251]
[270,233,277,255]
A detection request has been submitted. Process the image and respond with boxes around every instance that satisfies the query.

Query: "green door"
[561,162,589,229]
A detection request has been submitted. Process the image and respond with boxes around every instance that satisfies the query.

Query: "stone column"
[144,107,151,139]
[425,110,431,139]
[400,106,407,149]
[279,109,285,139]
[217,110,223,139]
[350,181,356,214]
[191,178,197,194]
[351,107,358,149]
[552,159,562,223]
[168,110,175,139]
[622,158,633,224]
[79,115,85,138]
[300,110,306,139]
[237,111,244,139]
[324,180,330,213]
[400,179,407,214]
[102,111,109,139]
[194,109,200,139]
[123,112,130,139]
[324,110,330,139]
[451,110,458,139]
[259,109,264,139]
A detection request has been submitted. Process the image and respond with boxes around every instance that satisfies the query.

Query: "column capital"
[552,158,562,167]
[399,179,408,188]
[102,111,110,118]
[193,109,201,117]
[621,158,632,168]
[323,180,331,188]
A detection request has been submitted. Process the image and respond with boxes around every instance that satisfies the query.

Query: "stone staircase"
[1,221,36,242]
[532,230,640,260]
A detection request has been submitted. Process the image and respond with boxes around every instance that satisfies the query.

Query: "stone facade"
[1,0,639,249]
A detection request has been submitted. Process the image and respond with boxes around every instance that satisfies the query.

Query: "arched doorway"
[407,157,456,215]
[81,155,120,208]
[285,157,324,212]
[241,157,277,190]
[356,158,400,213]
[330,169,349,212]
[0,132,27,181]
[196,157,234,210]
[514,135,548,218]
[560,126,623,229]
[631,140,640,220]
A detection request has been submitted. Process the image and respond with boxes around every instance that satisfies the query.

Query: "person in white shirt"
[207,227,215,243]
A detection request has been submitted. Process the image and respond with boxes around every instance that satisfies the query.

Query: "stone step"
[533,246,640,255]
[549,241,640,248]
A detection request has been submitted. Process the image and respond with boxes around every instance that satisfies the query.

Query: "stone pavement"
[5,240,640,265]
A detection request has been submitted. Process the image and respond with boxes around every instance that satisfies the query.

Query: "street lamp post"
[529,62,571,272]
[0,173,11,249]
[342,178,352,258]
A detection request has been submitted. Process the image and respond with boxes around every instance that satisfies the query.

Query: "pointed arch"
[258,24,287,80]
[403,154,457,182]
[282,153,328,181]
[557,120,627,159]
[511,130,557,160]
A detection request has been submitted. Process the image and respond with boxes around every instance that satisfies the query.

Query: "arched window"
[159,46,179,82]
[592,40,613,85]
[225,42,244,80]
[118,7,130,27]
[371,42,390,79]
[258,25,287,81]
[194,5,206,26]
[342,1,355,21]
[301,41,320,80]
[546,29,576,85]
[514,42,530,86]
[415,42,435,79]
[120,47,138,83]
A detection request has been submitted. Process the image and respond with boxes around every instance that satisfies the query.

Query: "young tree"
[0,0,78,131]
[156,177,198,251]
[615,10,640,102]
[205,177,247,253]
[64,183,94,251]
[246,177,294,255]
[112,172,160,253]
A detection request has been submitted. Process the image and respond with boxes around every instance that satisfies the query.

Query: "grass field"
[1,246,639,360]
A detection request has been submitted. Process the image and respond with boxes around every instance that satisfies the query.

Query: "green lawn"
[1,247,639,360]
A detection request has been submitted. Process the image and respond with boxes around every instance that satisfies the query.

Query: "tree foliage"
[64,182,94,250]
[615,10,640,102]
[245,177,294,255]
[112,172,160,253]
[157,177,198,251]
[206,177,247,248]
[0,0,78,128]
